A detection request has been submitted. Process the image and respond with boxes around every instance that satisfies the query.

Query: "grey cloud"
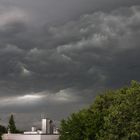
[1,0,140,25]
[24,5,140,95]
[0,2,140,129]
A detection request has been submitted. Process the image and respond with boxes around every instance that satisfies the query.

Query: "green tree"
[0,125,7,140]
[8,114,17,133]
[60,81,140,140]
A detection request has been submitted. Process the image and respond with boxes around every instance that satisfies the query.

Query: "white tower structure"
[42,118,51,134]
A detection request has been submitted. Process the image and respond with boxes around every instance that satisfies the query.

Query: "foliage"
[60,81,140,140]
[8,114,17,133]
[0,125,7,140]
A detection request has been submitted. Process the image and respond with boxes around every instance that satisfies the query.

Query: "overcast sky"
[0,0,140,129]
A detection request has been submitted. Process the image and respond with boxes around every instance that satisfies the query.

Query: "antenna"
[41,113,49,119]
[41,113,45,119]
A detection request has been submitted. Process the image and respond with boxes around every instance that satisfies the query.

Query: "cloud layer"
[0,1,140,129]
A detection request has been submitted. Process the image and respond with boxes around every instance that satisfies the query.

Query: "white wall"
[41,135,59,140]
[2,134,59,140]
[2,134,41,140]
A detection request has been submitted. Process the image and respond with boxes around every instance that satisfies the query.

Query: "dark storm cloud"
[1,0,140,25]
[0,0,140,129]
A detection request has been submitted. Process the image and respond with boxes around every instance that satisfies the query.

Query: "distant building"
[2,118,59,140]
